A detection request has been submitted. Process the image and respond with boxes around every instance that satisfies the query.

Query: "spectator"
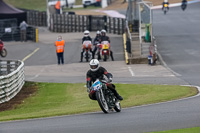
[19,21,28,42]
[96,0,101,7]
[55,35,65,65]
[55,0,61,14]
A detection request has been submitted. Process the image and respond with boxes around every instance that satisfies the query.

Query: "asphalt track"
[0,2,200,133]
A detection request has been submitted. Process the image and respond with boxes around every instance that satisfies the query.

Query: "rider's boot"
[98,52,101,60]
[108,84,123,100]
[92,52,95,59]
[110,51,114,61]
[80,52,83,62]
[112,89,123,100]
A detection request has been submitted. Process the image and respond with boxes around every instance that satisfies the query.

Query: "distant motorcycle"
[82,41,92,62]
[0,42,7,57]
[91,76,121,113]
[181,1,187,11]
[162,3,169,15]
[98,41,110,61]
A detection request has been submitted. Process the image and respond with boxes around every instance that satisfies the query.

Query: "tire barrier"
[26,10,126,35]
[0,60,24,104]
[50,14,88,33]
[49,14,125,34]
[27,11,47,27]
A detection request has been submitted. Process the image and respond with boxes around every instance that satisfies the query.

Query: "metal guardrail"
[0,60,25,104]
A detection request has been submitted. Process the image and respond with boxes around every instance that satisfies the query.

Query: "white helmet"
[57,35,62,40]
[96,30,100,35]
[89,59,100,72]
[101,29,106,36]
[84,30,90,37]
[101,29,106,33]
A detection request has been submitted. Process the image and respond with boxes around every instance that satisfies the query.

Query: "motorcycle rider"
[86,59,123,101]
[100,29,110,43]
[92,30,101,59]
[80,30,93,62]
[162,0,169,10]
[100,29,114,61]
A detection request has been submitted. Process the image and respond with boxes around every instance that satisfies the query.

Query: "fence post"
[113,18,116,34]
[122,19,125,34]
[35,28,38,42]
[104,16,107,31]
[118,18,120,34]
[88,15,92,31]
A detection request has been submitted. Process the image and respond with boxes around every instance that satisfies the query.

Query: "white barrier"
[0,60,25,104]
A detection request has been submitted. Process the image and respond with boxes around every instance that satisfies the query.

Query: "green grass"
[4,0,83,11]
[149,127,200,133]
[4,0,47,11]
[0,82,197,121]
[63,6,101,12]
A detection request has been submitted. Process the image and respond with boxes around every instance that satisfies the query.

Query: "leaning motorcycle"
[98,41,110,61]
[82,41,92,62]
[91,78,121,113]
[0,42,7,57]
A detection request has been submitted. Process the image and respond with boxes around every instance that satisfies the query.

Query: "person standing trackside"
[55,0,61,14]
[55,35,65,65]
[19,21,28,42]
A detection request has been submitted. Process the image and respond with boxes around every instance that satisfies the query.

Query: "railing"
[0,60,25,104]
[125,20,132,53]
[0,26,38,42]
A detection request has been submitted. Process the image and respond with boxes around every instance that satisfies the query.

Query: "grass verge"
[4,0,83,11]
[4,0,47,11]
[149,127,200,133]
[0,82,197,121]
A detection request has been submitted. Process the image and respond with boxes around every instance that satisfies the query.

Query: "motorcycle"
[163,3,169,15]
[82,41,92,62]
[181,1,187,11]
[98,41,110,61]
[91,76,121,113]
[0,42,7,57]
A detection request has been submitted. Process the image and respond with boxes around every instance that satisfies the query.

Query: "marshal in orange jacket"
[55,40,65,53]
[55,1,61,9]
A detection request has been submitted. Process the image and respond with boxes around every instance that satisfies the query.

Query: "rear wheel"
[0,48,7,57]
[96,90,109,113]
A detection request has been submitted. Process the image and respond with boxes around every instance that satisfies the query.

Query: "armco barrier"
[0,60,25,104]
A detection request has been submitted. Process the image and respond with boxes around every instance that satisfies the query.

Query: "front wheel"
[86,51,89,62]
[96,90,109,113]
[114,101,121,112]
[0,48,7,57]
